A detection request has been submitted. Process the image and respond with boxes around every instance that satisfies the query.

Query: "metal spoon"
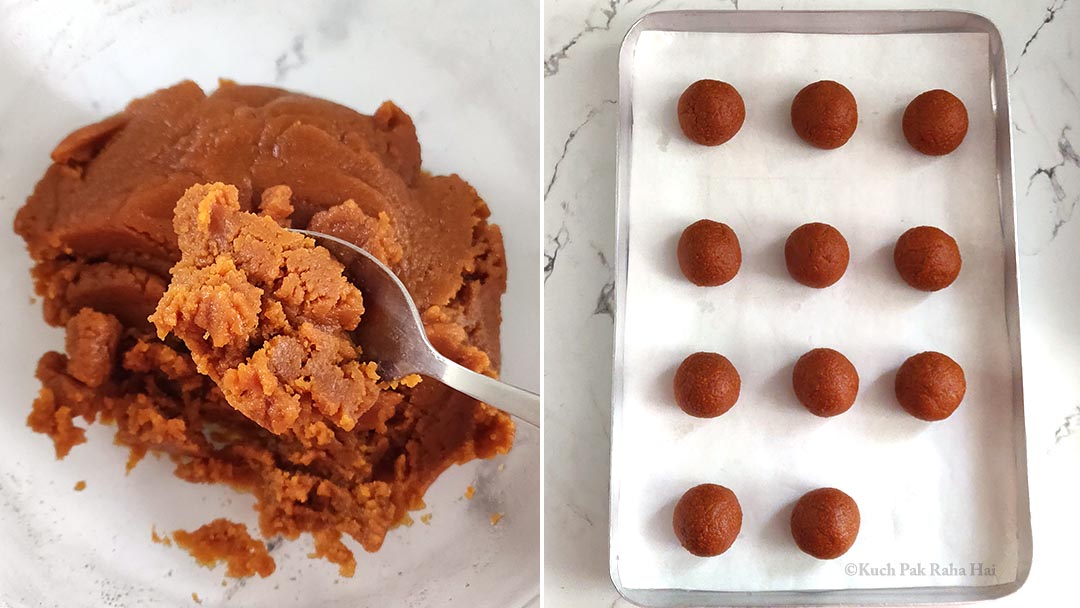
[291,229,540,428]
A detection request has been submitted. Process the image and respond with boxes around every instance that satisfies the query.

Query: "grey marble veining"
[544,1,1080,605]
[1012,0,1069,76]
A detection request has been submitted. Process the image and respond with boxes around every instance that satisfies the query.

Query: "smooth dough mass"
[14,81,514,575]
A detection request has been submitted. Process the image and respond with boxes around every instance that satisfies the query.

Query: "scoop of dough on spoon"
[291,229,540,428]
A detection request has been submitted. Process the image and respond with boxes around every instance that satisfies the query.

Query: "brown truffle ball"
[893,226,962,291]
[895,352,966,421]
[677,80,746,146]
[673,352,741,418]
[903,90,968,156]
[784,223,849,288]
[792,348,859,417]
[673,483,743,557]
[677,220,742,286]
[790,81,858,150]
[790,488,860,559]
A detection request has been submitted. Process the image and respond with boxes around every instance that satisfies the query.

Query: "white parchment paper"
[614,31,1019,592]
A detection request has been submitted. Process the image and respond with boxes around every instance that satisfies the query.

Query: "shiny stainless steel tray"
[609,10,1029,606]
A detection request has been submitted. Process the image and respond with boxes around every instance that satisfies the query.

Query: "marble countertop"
[543,0,1080,605]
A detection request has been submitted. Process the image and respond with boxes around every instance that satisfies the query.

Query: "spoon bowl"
[290,228,540,428]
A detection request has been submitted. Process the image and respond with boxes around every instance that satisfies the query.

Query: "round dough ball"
[784,223,849,288]
[893,226,962,291]
[677,80,746,146]
[790,487,860,559]
[790,80,858,150]
[673,483,743,557]
[895,351,966,421]
[677,220,742,286]
[673,352,741,418]
[792,348,859,417]
[903,89,968,156]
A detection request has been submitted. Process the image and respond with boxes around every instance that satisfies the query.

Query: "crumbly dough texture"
[172,519,276,578]
[15,81,514,575]
[150,182,382,436]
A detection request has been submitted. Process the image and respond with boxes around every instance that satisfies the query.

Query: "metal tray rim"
[608,9,1030,607]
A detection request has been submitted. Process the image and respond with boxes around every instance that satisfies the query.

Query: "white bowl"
[0,1,540,606]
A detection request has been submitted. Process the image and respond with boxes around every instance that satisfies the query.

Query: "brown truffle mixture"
[893,226,962,291]
[673,483,742,557]
[172,519,276,579]
[784,222,850,288]
[903,89,968,156]
[790,81,858,150]
[895,351,966,421]
[677,80,746,147]
[676,219,741,286]
[150,182,384,435]
[14,81,513,575]
[790,487,860,560]
[673,352,741,418]
[65,308,123,388]
[792,348,859,417]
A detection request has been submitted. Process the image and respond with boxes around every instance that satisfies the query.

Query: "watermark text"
[844,562,997,577]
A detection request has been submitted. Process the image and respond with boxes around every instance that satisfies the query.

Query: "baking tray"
[609,10,1029,607]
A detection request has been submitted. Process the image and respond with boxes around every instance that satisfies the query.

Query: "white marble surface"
[0,1,539,606]
[544,0,1080,606]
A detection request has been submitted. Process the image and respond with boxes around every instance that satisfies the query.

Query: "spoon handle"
[431,356,541,428]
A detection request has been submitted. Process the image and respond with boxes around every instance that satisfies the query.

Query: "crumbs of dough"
[192,592,202,605]
[173,519,275,579]
[74,480,86,491]
[464,486,476,500]
[65,308,122,388]
[152,526,173,547]
[126,446,147,473]
[378,373,423,390]
[26,388,85,458]
[258,185,294,227]
[309,530,357,577]
[490,513,504,526]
